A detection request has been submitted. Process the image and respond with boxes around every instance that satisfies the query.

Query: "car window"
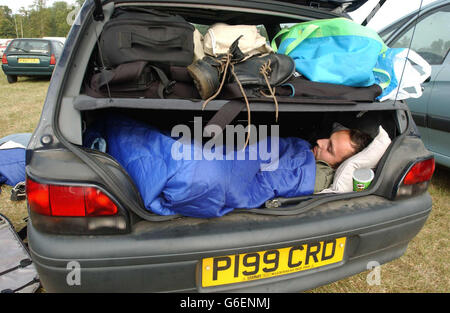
[52,41,64,58]
[380,27,396,43]
[390,7,450,65]
[379,14,411,43]
[7,40,51,55]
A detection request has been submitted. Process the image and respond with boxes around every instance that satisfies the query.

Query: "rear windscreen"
[7,40,50,55]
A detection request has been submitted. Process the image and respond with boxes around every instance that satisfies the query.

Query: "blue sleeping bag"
[85,114,316,218]
[0,148,26,187]
[0,133,31,187]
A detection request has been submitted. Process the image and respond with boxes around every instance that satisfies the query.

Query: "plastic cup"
[352,168,374,192]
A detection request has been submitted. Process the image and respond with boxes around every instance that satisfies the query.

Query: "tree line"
[0,0,84,39]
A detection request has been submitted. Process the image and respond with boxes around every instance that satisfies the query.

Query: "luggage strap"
[0,259,32,277]
[95,61,175,99]
[203,78,368,137]
[1,277,40,293]
[150,65,176,98]
[205,100,246,134]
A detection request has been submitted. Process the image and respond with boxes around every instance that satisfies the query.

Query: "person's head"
[312,129,372,168]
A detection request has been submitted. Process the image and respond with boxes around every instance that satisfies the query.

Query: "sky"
[0,0,77,13]
[349,0,439,31]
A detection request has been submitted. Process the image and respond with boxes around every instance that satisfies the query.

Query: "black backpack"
[99,7,195,68]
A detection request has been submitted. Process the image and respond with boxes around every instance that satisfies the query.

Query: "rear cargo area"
[80,106,400,218]
[64,2,408,220]
[82,107,398,146]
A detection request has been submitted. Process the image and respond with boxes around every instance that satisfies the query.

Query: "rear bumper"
[2,64,54,76]
[28,193,432,292]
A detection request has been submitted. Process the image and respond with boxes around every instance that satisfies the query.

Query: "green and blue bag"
[271,18,390,88]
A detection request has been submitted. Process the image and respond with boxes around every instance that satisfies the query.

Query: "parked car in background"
[380,0,450,168]
[42,37,66,45]
[1,38,64,83]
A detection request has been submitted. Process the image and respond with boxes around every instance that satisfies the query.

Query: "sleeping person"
[84,114,371,218]
[312,124,372,194]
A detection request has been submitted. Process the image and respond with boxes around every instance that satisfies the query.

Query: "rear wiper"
[12,47,30,53]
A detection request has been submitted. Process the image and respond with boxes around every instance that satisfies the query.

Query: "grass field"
[0,70,448,293]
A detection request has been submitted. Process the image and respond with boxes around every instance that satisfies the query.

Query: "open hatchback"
[26,0,434,292]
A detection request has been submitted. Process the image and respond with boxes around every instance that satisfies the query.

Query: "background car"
[42,37,66,45]
[1,38,64,83]
[379,0,450,168]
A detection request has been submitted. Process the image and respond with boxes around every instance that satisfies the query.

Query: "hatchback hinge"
[93,0,105,21]
[361,0,387,26]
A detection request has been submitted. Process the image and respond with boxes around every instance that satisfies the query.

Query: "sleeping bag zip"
[0,133,31,188]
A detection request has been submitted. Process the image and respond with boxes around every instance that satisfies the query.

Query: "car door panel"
[386,4,450,167]
[425,61,450,166]
[407,62,447,147]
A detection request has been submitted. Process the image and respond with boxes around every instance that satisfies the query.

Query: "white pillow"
[320,125,391,193]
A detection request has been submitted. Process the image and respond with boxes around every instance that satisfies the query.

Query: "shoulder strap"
[284,24,319,55]
[0,259,32,277]
[373,67,391,90]
[148,65,176,98]
[270,27,291,52]
[271,24,319,55]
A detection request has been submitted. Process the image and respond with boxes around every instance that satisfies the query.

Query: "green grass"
[310,166,450,293]
[0,71,50,232]
[0,70,448,293]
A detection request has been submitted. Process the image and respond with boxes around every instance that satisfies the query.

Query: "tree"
[0,6,15,38]
[0,1,87,38]
[52,2,72,36]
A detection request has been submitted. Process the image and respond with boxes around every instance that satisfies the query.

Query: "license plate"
[18,58,40,64]
[201,237,346,287]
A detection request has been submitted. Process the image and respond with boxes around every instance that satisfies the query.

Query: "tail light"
[26,177,118,217]
[2,54,7,64]
[395,157,435,199]
[403,158,435,185]
[50,53,56,65]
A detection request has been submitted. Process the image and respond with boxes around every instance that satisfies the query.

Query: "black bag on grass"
[0,214,40,293]
[99,7,195,67]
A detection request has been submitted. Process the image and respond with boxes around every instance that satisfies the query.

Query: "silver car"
[380,0,450,168]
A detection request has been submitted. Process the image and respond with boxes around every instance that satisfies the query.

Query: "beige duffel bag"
[202,23,272,59]
[193,29,205,61]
